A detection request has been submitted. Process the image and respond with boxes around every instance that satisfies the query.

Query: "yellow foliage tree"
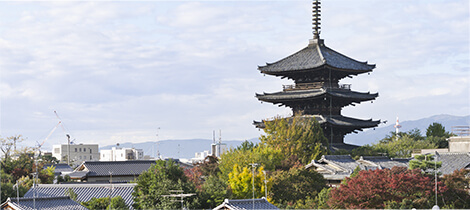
[228,164,272,200]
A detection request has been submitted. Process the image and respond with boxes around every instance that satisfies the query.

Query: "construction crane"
[54,111,74,165]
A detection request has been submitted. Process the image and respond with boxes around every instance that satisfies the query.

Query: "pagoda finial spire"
[312,0,321,40]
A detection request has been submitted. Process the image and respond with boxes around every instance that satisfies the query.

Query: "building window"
[79,148,82,152]
[90,155,92,160]
[83,148,86,152]
[90,149,92,154]
[75,148,77,152]
[79,156,82,160]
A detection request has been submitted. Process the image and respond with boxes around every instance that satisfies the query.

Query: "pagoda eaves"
[258,39,375,80]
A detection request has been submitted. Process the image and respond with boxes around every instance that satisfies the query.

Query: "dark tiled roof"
[435,152,470,175]
[23,183,136,209]
[256,88,378,103]
[254,115,380,129]
[2,196,87,210]
[77,160,156,177]
[213,198,279,210]
[43,164,73,175]
[258,39,375,74]
[359,156,409,169]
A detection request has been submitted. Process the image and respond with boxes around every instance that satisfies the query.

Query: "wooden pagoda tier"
[253,115,380,144]
[256,87,378,115]
[258,39,375,83]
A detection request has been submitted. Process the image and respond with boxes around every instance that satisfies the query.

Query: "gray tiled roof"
[307,155,411,181]
[435,152,470,175]
[44,164,73,175]
[23,183,136,209]
[77,160,156,177]
[359,156,409,169]
[213,198,279,210]
[2,196,87,210]
[254,115,380,129]
[258,39,375,74]
[256,88,378,103]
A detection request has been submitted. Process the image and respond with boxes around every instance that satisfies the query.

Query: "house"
[23,183,136,209]
[100,147,144,161]
[43,163,73,176]
[68,159,193,183]
[213,198,279,210]
[52,143,100,167]
[306,155,410,186]
[1,196,87,210]
[68,160,157,183]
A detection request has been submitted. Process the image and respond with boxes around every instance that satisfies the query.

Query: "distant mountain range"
[101,114,469,159]
[101,138,260,160]
[345,114,470,146]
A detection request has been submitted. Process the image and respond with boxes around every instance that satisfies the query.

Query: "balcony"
[283,83,351,91]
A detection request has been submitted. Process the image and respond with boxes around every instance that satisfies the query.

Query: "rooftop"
[213,198,279,210]
[258,39,375,76]
[1,196,87,210]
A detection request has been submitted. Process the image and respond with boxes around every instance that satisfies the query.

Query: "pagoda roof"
[258,39,375,75]
[254,115,380,129]
[256,88,377,103]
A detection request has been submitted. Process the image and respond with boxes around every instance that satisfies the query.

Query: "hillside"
[344,114,470,146]
[101,138,260,159]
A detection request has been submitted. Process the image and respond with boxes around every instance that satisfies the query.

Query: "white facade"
[52,143,100,166]
[100,147,144,161]
[191,143,227,163]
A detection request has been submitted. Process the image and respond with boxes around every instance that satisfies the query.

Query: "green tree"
[372,135,436,158]
[425,122,451,148]
[270,164,326,208]
[199,175,230,209]
[313,187,332,209]
[133,159,199,209]
[108,196,127,210]
[82,197,110,210]
[409,154,441,174]
[65,188,78,202]
[260,116,328,164]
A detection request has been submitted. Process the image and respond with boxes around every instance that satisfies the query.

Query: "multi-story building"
[100,147,144,161]
[52,143,100,166]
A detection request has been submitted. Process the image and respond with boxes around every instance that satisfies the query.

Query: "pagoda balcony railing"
[283,83,351,91]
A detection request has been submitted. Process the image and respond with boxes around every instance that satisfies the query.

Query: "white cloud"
[0,0,468,151]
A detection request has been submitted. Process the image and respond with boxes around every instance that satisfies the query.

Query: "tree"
[270,164,326,208]
[260,116,328,164]
[328,167,445,209]
[81,197,110,210]
[199,175,230,209]
[441,169,470,208]
[425,122,451,148]
[65,188,78,202]
[108,196,128,210]
[0,135,24,161]
[219,144,283,181]
[133,159,199,209]
[228,164,271,199]
[372,135,436,158]
[409,154,441,174]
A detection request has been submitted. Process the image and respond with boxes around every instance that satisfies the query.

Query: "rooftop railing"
[283,83,351,91]
[452,126,470,136]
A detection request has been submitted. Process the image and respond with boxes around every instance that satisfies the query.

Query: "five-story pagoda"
[254,0,380,151]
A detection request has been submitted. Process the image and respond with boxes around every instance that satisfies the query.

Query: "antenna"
[156,127,161,159]
[312,0,321,39]
[394,117,402,140]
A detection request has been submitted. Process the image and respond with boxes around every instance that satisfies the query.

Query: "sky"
[0,0,468,152]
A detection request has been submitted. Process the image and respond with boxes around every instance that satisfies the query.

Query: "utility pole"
[263,170,267,199]
[249,163,258,210]
[67,134,71,166]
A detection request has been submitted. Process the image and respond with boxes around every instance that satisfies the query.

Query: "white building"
[52,143,100,166]
[100,147,144,161]
[191,142,227,163]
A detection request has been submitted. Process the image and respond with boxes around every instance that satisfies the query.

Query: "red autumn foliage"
[328,166,446,209]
